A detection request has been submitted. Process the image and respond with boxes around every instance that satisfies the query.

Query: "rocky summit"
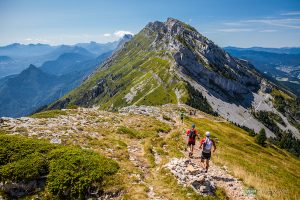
[48,18,299,139]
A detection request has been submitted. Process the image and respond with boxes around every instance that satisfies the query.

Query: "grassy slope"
[185,116,300,200]
[51,27,189,111]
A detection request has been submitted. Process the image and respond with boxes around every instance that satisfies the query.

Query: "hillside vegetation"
[1,105,299,199]
[0,133,119,199]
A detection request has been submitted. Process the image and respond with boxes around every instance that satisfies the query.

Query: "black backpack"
[189,129,196,139]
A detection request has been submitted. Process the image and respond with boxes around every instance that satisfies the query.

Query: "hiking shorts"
[201,151,211,160]
[188,141,195,146]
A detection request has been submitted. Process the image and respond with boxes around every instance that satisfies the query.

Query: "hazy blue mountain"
[40,50,112,76]
[114,34,133,52]
[0,43,55,58]
[0,35,132,117]
[0,56,14,63]
[40,45,96,61]
[0,64,89,117]
[224,47,300,97]
[225,46,300,54]
[0,50,113,117]
[0,65,62,117]
[40,53,94,75]
[0,41,115,77]
[75,41,119,55]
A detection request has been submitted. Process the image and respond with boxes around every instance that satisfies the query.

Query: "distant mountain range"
[0,35,132,117]
[0,40,121,78]
[224,47,300,97]
[225,46,300,54]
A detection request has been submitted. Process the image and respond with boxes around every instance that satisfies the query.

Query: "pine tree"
[256,128,267,146]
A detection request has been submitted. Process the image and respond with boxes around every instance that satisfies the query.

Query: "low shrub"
[47,148,119,199]
[30,110,67,118]
[0,134,119,199]
[117,126,150,138]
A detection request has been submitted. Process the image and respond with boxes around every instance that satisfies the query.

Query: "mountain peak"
[28,64,38,70]
[20,64,43,76]
[165,17,183,26]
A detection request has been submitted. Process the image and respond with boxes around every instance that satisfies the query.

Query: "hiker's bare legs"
[200,159,205,168]
[205,160,209,170]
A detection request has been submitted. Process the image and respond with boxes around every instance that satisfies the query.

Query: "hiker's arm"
[199,139,204,149]
[213,140,217,152]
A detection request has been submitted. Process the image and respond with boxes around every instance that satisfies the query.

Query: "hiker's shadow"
[211,176,235,182]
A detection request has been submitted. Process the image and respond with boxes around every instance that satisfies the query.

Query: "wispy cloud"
[243,18,300,29]
[103,33,111,37]
[25,38,49,43]
[114,30,133,38]
[223,22,243,26]
[259,29,278,32]
[281,11,300,16]
[218,28,253,32]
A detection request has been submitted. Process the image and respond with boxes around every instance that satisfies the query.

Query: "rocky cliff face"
[48,18,299,139]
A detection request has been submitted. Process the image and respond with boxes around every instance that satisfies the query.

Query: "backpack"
[203,138,213,153]
[189,129,196,139]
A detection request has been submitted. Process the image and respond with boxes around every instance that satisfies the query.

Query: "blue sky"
[0,0,300,47]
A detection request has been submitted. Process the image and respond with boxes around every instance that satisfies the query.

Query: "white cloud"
[281,11,300,16]
[223,22,243,26]
[114,30,133,38]
[24,38,49,43]
[103,33,111,37]
[259,29,278,32]
[218,28,253,32]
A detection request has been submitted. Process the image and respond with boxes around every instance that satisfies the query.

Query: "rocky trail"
[165,154,255,200]
[165,117,256,200]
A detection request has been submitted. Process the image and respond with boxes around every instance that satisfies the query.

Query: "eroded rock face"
[0,179,45,198]
[145,18,261,99]
[76,78,106,105]
[49,98,70,110]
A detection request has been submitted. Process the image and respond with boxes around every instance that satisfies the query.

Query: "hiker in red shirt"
[186,124,199,157]
[199,131,216,172]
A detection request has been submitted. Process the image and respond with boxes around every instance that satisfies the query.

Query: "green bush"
[0,134,119,199]
[256,128,267,146]
[30,110,67,118]
[0,134,56,165]
[47,148,119,199]
[66,104,78,109]
[0,152,48,182]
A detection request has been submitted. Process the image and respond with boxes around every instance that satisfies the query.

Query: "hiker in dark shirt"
[186,124,199,157]
[180,112,184,123]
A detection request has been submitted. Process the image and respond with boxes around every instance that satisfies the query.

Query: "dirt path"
[171,118,255,200]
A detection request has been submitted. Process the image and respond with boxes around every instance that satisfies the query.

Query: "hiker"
[186,124,199,157]
[180,112,184,123]
[199,131,216,172]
